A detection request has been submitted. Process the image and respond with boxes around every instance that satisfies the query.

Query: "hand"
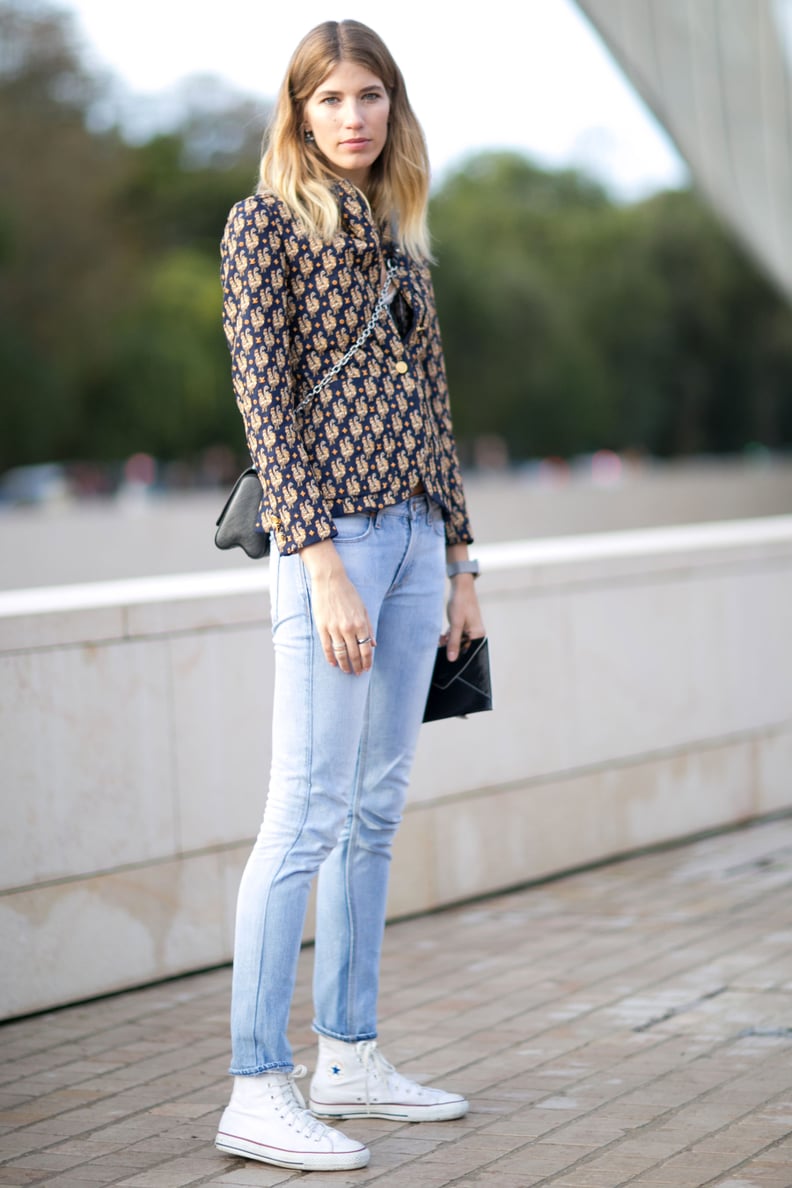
[299,540,376,675]
[442,573,486,662]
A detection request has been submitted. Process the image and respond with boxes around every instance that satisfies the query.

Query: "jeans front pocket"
[332,513,374,544]
[271,546,311,633]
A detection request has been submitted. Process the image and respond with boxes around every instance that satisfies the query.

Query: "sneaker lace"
[279,1065,334,1141]
[356,1041,396,1110]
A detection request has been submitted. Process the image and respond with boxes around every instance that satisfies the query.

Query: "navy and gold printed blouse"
[220,179,474,556]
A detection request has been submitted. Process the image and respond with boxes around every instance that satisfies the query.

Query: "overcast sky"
[62,0,689,199]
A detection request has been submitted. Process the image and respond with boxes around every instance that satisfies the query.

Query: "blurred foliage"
[0,0,260,472]
[431,153,792,459]
[1,0,791,476]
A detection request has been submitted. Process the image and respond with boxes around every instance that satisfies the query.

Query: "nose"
[342,100,364,128]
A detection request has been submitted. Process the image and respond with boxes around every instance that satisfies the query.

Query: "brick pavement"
[2,817,792,1187]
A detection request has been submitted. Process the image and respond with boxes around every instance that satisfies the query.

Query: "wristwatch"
[446,559,480,579]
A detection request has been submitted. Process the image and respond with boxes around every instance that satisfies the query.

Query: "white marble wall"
[2,516,791,1020]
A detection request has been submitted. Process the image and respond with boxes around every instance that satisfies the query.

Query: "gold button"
[395,360,408,374]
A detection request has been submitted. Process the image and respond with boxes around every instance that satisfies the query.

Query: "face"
[303,59,390,188]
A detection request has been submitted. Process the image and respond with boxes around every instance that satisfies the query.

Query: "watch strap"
[446,559,480,579]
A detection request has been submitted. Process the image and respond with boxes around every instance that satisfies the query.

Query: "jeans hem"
[228,1062,293,1076]
[312,1022,378,1043]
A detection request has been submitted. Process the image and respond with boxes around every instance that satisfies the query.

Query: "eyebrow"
[314,84,386,97]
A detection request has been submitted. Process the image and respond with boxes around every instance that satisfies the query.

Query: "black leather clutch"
[214,468,270,559]
[423,637,493,723]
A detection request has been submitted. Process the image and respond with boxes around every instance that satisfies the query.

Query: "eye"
[363,91,384,102]
[320,95,340,105]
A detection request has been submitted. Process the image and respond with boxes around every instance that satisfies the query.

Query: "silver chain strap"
[293,259,399,416]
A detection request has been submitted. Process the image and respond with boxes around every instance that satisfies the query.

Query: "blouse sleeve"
[220,196,336,555]
[421,265,474,546]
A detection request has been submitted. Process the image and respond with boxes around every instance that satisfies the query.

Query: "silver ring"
[331,643,347,652]
[356,636,372,646]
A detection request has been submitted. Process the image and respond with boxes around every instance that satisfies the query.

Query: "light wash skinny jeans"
[229,495,446,1074]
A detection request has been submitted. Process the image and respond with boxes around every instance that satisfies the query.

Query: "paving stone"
[3,819,792,1187]
[206,1170,297,1186]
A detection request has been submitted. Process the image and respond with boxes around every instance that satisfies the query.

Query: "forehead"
[313,60,386,94]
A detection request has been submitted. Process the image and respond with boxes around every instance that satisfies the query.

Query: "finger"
[446,622,464,662]
[348,646,364,676]
[345,631,369,676]
[346,616,376,676]
[354,634,376,674]
[327,637,347,670]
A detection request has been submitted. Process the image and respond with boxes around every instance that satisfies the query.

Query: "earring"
[304,129,315,143]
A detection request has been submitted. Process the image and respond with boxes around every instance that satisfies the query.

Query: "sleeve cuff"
[271,516,337,557]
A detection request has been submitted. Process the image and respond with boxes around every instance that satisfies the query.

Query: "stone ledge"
[3,515,792,1017]
[3,724,790,1020]
[2,515,791,651]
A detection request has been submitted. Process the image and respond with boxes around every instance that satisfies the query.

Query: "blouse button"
[395,360,408,374]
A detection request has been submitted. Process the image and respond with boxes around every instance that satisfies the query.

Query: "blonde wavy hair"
[259,20,432,260]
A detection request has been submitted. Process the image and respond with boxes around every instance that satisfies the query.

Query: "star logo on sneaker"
[330,1063,342,1077]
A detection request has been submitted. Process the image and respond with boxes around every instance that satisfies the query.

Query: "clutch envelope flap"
[429,637,489,692]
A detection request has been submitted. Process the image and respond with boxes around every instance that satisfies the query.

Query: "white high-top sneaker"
[215,1065,369,1170]
[309,1036,469,1122]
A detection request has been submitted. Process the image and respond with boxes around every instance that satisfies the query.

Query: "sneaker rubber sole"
[215,1129,370,1170]
[309,1095,469,1122]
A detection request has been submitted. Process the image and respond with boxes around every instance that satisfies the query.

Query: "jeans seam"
[246,590,316,1073]
[343,696,371,1035]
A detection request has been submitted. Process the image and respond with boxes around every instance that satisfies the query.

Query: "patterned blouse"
[220,179,473,556]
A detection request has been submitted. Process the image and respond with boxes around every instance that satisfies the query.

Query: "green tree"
[95,248,235,459]
[431,151,792,461]
[0,0,267,471]
[431,152,616,458]
[0,0,130,469]
[2,5,790,475]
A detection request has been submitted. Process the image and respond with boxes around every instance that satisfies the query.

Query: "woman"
[216,19,484,1172]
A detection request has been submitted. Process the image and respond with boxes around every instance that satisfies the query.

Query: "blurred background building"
[578,0,792,302]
